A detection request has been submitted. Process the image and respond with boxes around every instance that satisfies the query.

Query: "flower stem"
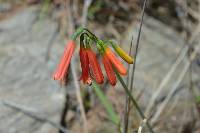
[114,69,154,133]
[70,26,85,40]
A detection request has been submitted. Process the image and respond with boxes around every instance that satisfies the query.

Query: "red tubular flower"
[53,40,75,81]
[87,48,104,84]
[105,47,127,75]
[102,54,117,86]
[79,47,91,84]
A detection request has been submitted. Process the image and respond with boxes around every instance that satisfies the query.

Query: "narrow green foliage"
[196,96,200,103]
[34,0,51,29]
[40,0,51,18]
[114,69,155,133]
[91,81,119,125]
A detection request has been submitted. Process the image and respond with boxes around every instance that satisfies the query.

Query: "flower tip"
[111,43,134,64]
[128,58,134,64]
[52,72,60,80]
[96,79,104,84]
[118,68,127,75]
[110,82,116,86]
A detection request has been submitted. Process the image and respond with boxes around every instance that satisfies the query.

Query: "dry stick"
[184,0,198,127]
[59,94,70,133]
[145,45,188,116]
[145,24,200,117]
[71,59,88,133]
[184,0,192,92]
[124,0,148,133]
[82,0,93,27]
[180,2,200,21]
[66,0,75,35]
[123,36,134,133]
[138,119,147,133]
[1,100,71,133]
[66,1,88,133]
[151,43,200,124]
[185,0,200,127]
[72,1,95,133]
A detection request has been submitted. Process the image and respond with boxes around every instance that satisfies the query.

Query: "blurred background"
[0,0,200,133]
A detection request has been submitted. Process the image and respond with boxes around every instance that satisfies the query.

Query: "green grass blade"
[114,69,154,133]
[34,0,51,30]
[91,81,119,125]
[40,0,51,19]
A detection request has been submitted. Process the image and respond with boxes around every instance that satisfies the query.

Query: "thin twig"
[138,119,147,133]
[145,45,188,116]
[130,0,147,92]
[71,59,88,133]
[79,0,94,132]
[124,0,148,132]
[66,0,75,35]
[1,100,70,133]
[151,43,200,124]
[123,36,134,133]
[82,0,93,27]
[59,94,70,133]
[145,23,200,116]
[65,1,88,132]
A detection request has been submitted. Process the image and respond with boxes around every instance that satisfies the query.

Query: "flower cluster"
[53,27,134,86]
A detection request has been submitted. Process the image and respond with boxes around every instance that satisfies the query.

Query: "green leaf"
[91,81,119,125]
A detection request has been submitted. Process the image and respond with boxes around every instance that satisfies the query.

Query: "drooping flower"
[102,54,117,86]
[53,40,75,81]
[104,47,127,75]
[87,48,104,84]
[79,46,91,84]
[111,42,134,64]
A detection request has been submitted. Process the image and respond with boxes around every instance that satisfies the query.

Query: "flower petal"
[102,54,117,86]
[105,47,127,75]
[79,48,90,84]
[53,40,76,81]
[87,49,104,84]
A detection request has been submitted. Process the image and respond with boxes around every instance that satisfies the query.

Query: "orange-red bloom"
[102,54,117,86]
[79,47,91,84]
[87,48,104,84]
[105,47,127,75]
[53,40,75,81]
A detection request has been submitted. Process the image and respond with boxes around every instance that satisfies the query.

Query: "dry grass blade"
[124,0,148,132]
[82,0,93,27]
[145,23,200,117]
[151,43,200,124]
[64,1,88,132]
[123,36,134,133]
[145,45,188,116]
[138,119,147,133]
[71,58,88,133]
[115,69,154,133]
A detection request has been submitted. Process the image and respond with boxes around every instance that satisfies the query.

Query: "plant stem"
[114,69,154,133]
[124,0,148,132]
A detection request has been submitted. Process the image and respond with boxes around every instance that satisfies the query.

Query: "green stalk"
[91,81,120,125]
[70,27,85,40]
[114,69,154,133]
